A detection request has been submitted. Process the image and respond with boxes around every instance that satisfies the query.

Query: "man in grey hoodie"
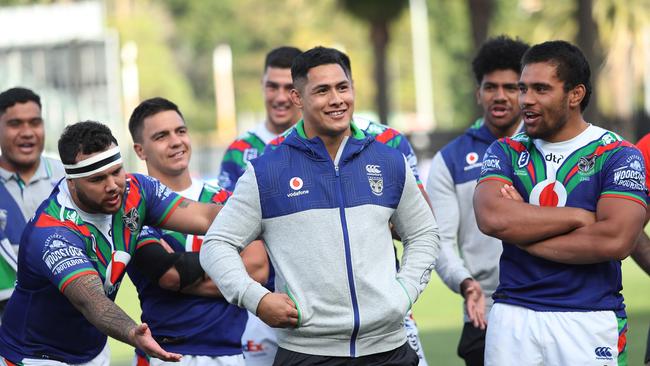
[200,46,439,366]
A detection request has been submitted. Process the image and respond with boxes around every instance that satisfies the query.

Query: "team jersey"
[478,124,647,316]
[0,173,184,364]
[218,122,278,192]
[128,179,247,358]
[266,117,423,187]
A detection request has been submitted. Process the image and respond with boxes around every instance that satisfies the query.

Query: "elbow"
[601,236,636,261]
[475,212,505,238]
[158,269,181,291]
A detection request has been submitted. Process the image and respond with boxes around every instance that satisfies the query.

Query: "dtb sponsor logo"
[545,152,564,164]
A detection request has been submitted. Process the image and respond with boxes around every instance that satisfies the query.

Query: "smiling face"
[518,62,572,142]
[478,69,521,138]
[67,144,126,214]
[290,63,354,140]
[134,110,191,179]
[263,66,301,134]
[0,101,44,172]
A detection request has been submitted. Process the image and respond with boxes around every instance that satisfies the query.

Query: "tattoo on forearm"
[64,275,137,345]
[178,199,190,208]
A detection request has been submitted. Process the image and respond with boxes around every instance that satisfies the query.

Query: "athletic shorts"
[241,311,278,366]
[485,303,628,366]
[133,353,244,366]
[3,342,110,366]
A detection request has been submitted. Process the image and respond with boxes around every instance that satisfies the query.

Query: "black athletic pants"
[457,322,486,366]
[272,341,418,366]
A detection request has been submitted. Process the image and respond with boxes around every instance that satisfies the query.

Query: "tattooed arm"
[63,274,182,362]
[162,199,221,235]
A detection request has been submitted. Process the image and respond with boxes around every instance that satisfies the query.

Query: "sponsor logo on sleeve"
[480,155,501,175]
[366,164,384,196]
[613,156,646,191]
[42,234,89,276]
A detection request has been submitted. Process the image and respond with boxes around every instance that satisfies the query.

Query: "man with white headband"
[0,121,221,366]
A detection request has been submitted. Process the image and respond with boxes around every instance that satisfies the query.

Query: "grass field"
[110,258,650,365]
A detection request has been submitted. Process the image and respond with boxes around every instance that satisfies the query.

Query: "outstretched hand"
[257,293,299,328]
[130,323,182,362]
[460,278,486,330]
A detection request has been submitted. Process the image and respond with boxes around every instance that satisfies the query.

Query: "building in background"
[0,1,122,156]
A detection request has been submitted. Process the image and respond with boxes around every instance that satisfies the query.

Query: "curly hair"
[472,35,530,85]
[58,121,118,164]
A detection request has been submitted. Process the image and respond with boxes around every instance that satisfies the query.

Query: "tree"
[340,0,408,124]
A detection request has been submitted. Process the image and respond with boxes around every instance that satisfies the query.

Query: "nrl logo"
[122,207,140,232]
[578,156,596,173]
[366,164,383,196]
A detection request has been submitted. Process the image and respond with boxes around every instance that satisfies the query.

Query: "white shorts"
[5,342,110,366]
[241,311,277,366]
[133,353,244,366]
[404,311,429,366]
[485,303,627,366]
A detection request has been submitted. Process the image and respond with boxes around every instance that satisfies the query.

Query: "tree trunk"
[370,20,390,125]
[467,0,494,117]
[576,0,608,131]
[467,0,494,50]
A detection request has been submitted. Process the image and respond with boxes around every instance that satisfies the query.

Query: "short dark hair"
[0,87,42,116]
[472,35,529,84]
[522,40,592,111]
[291,47,351,90]
[264,46,302,71]
[129,97,184,143]
[58,121,118,165]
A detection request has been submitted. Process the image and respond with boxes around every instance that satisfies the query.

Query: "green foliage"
[339,0,408,25]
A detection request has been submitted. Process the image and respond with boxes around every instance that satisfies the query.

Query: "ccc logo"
[594,347,612,358]
[366,165,381,174]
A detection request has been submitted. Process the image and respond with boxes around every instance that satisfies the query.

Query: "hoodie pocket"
[285,285,303,328]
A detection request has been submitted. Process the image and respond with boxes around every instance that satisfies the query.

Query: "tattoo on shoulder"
[64,274,137,344]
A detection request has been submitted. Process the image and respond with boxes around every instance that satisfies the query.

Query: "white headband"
[64,146,123,179]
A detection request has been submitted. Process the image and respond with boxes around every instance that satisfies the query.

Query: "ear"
[66,178,75,193]
[568,84,586,109]
[290,89,303,109]
[133,143,146,161]
[475,86,481,105]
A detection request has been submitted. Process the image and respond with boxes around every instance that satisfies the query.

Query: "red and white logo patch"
[290,177,303,191]
[466,152,479,165]
[104,250,132,294]
[529,179,567,207]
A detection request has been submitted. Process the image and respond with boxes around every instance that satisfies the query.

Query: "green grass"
[110,259,650,365]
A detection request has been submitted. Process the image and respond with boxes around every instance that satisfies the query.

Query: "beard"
[73,183,122,215]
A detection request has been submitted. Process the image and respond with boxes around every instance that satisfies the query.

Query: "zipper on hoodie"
[333,137,361,357]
